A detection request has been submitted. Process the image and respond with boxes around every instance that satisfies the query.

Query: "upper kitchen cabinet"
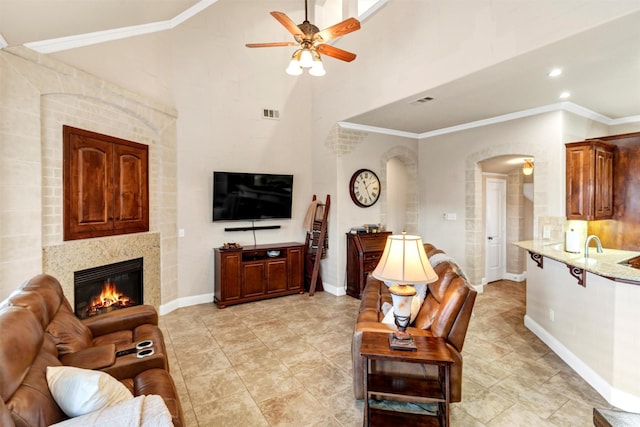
[566,140,615,221]
[63,126,149,241]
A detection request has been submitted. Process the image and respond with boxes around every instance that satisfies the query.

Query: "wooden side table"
[360,331,454,427]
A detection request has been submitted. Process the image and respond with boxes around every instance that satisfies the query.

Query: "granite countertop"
[513,240,640,283]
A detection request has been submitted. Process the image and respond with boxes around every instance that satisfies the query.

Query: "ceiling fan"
[246,0,361,76]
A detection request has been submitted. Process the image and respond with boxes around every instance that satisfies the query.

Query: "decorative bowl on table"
[266,250,280,258]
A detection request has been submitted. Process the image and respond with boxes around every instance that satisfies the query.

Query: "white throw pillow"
[46,366,133,418]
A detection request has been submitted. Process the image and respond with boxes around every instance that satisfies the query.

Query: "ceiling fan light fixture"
[309,55,326,77]
[299,48,314,68]
[246,2,360,77]
[285,59,303,75]
[285,50,303,75]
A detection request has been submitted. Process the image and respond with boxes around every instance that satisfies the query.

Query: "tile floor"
[160,280,611,426]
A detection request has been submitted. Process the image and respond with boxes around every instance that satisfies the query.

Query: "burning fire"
[86,281,135,317]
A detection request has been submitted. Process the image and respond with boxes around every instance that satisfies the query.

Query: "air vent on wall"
[410,96,434,105]
[262,108,280,120]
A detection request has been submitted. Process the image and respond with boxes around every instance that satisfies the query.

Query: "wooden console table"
[214,242,304,308]
[360,331,453,427]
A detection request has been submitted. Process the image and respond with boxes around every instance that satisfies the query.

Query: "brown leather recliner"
[352,251,477,402]
[14,274,169,379]
[0,274,184,427]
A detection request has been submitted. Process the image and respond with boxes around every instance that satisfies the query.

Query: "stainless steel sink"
[618,256,640,269]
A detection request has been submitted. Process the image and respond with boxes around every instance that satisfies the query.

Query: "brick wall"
[0,47,178,309]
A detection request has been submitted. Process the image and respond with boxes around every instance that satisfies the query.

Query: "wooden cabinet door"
[566,145,591,219]
[594,145,613,219]
[64,125,149,240]
[266,259,287,293]
[113,143,149,233]
[287,247,303,291]
[219,251,242,303]
[565,141,614,220]
[243,262,266,297]
[65,133,114,239]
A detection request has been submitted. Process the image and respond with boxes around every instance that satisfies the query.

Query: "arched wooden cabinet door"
[63,125,149,241]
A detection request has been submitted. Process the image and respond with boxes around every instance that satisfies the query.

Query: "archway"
[465,145,547,288]
[379,146,419,234]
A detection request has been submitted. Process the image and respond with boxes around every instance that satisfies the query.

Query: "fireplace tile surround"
[43,232,161,311]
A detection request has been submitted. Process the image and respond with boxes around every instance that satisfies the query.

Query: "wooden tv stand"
[214,242,305,308]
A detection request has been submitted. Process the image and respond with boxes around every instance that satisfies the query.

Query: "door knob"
[487,236,494,240]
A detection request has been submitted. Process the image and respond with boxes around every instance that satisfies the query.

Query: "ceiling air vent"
[410,96,434,105]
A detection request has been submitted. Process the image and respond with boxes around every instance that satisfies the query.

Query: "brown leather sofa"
[352,245,477,402]
[0,274,184,426]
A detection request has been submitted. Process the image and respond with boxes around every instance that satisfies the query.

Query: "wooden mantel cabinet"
[214,242,305,308]
[63,126,149,240]
[566,140,615,221]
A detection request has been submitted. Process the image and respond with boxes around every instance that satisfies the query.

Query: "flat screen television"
[212,171,293,221]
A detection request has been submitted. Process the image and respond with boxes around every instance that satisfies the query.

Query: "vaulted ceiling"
[1,1,639,139]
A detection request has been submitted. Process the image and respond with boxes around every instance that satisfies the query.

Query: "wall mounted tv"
[212,171,294,221]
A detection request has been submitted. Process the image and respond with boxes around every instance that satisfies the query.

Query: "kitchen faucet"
[584,235,603,259]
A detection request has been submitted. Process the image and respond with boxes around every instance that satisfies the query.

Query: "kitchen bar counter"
[515,239,640,413]
[514,240,640,284]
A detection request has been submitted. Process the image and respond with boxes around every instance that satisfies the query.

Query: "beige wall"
[2,1,640,304]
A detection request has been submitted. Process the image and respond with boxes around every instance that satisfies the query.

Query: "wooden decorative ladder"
[304,195,330,296]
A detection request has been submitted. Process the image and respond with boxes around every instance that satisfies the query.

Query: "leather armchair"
[16,275,169,375]
[1,274,184,426]
[352,251,477,402]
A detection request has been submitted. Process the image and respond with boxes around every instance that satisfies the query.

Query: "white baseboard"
[159,293,213,315]
[321,282,345,296]
[473,277,488,294]
[524,314,640,412]
[504,271,526,282]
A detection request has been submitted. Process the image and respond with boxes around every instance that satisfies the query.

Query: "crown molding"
[339,102,640,140]
[24,0,219,54]
[337,121,419,139]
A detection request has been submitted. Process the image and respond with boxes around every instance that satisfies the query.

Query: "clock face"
[350,169,380,207]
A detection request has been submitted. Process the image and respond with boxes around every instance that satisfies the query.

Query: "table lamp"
[372,232,438,350]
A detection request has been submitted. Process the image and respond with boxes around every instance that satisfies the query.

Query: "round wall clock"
[349,169,381,207]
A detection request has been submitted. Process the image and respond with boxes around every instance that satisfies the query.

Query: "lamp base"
[388,332,417,351]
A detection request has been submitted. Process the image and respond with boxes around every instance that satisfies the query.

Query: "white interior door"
[485,177,506,283]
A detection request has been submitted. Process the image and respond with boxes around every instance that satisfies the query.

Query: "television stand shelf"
[214,242,305,308]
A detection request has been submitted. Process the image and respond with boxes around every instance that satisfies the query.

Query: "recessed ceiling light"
[559,91,571,99]
[410,96,435,105]
[548,68,562,77]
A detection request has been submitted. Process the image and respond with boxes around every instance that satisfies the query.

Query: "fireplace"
[74,258,143,319]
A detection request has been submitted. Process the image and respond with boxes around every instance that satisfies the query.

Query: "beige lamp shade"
[372,233,438,285]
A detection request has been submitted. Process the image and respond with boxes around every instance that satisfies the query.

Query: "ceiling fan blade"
[314,17,360,43]
[270,11,303,39]
[246,42,296,48]
[316,44,357,62]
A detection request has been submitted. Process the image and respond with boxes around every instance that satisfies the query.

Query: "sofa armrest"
[82,305,158,337]
[59,343,116,370]
[100,352,166,380]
